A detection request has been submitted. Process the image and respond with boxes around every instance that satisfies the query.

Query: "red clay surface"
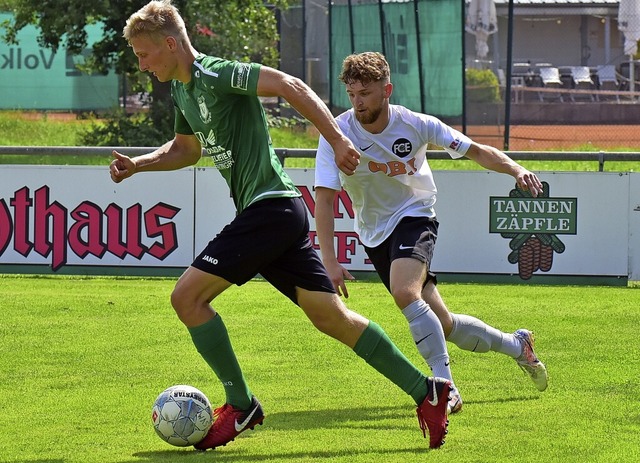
[13,112,640,151]
[461,125,640,150]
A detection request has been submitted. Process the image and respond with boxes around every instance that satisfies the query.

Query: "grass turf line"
[0,276,639,462]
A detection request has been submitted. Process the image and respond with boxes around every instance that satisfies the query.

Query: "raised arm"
[256,66,360,176]
[464,142,543,197]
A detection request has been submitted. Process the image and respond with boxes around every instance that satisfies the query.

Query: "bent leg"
[421,278,521,357]
[421,281,454,336]
[390,259,452,384]
[171,265,232,327]
[296,288,428,404]
[448,314,521,357]
[173,266,252,409]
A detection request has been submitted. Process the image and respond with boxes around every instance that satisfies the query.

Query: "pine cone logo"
[489,182,577,280]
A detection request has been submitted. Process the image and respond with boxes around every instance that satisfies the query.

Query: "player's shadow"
[131,446,428,462]
[263,396,540,431]
[464,395,541,406]
[128,404,431,462]
[128,397,541,462]
[4,460,65,463]
[267,403,413,431]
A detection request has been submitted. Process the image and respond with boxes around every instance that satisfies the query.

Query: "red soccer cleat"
[416,377,452,449]
[194,396,264,450]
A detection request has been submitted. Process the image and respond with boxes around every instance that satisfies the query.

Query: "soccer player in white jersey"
[315,52,549,414]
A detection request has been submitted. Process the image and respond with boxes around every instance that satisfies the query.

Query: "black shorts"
[364,216,439,292]
[192,196,335,305]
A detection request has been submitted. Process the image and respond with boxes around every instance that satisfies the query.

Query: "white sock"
[448,314,521,358]
[402,299,454,384]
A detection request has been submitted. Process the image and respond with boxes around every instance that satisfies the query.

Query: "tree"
[1,0,291,145]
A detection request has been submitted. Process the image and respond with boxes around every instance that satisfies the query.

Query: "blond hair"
[339,52,390,85]
[123,0,188,43]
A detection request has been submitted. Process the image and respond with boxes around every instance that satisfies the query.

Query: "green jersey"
[171,54,300,213]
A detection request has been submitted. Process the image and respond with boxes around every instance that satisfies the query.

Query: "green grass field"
[1,110,639,462]
[1,275,639,463]
[0,111,319,167]
[1,110,640,172]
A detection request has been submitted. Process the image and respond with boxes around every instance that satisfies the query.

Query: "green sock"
[188,314,253,409]
[353,321,428,404]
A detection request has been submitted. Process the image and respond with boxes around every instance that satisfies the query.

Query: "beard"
[354,104,384,125]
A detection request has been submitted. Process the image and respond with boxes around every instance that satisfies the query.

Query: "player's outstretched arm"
[464,142,543,197]
[109,134,202,183]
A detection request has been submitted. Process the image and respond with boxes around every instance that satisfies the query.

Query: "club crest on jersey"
[197,95,211,123]
[392,138,412,158]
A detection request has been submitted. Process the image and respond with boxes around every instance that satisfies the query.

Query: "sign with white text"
[0,13,119,110]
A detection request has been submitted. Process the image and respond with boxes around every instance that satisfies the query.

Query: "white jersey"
[315,104,472,247]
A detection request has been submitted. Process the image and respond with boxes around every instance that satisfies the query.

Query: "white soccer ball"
[151,385,213,446]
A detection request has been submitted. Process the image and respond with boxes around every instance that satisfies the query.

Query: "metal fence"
[279,0,640,151]
[2,146,639,172]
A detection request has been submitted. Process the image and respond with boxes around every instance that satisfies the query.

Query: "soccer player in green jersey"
[111,0,451,451]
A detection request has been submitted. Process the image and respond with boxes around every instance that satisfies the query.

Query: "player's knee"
[303,298,349,337]
[309,314,333,335]
[170,286,196,321]
[307,305,343,335]
[390,287,420,310]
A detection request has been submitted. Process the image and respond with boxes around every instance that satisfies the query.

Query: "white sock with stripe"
[448,313,521,358]
[402,299,454,383]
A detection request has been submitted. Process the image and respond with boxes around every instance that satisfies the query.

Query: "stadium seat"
[537,67,564,102]
[596,65,620,102]
[569,66,596,101]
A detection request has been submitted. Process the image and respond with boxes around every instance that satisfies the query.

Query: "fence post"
[598,151,605,172]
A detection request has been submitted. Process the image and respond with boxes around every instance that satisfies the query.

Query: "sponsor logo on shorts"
[202,255,218,265]
[449,138,462,150]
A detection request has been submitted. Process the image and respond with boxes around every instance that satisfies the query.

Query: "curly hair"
[339,52,390,85]
[123,0,188,43]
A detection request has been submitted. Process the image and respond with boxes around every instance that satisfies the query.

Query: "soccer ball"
[151,385,213,446]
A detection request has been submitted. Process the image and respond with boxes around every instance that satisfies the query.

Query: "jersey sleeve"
[421,114,472,159]
[173,103,194,135]
[205,59,261,96]
[314,135,342,191]
[170,80,194,135]
[431,117,471,159]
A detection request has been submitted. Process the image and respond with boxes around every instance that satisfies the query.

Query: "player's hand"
[333,138,361,176]
[324,260,355,298]
[516,169,543,197]
[110,150,136,183]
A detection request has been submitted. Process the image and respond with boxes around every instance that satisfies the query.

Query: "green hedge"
[466,68,501,103]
